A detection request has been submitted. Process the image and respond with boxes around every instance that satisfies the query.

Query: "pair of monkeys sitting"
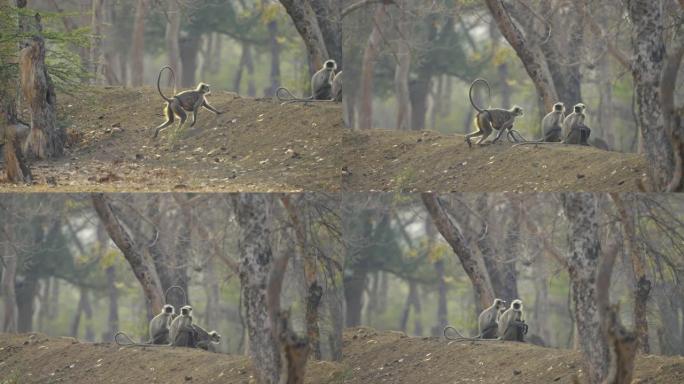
[148,304,221,350]
[466,79,591,147]
[444,298,528,341]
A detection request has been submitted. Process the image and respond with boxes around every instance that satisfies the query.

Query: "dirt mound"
[341,327,684,384]
[0,86,341,192]
[342,129,647,192]
[0,333,345,384]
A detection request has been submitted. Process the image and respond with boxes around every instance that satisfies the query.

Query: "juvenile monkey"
[541,102,565,142]
[465,79,524,148]
[169,305,196,347]
[148,304,175,344]
[331,71,343,102]
[192,324,221,351]
[443,298,507,340]
[153,66,222,139]
[276,60,339,103]
[498,299,527,341]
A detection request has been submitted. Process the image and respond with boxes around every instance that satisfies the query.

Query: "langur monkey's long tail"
[114,331,170,348]
[275,87,336,105]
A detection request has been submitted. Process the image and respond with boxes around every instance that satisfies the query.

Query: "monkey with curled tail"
[276,60,340,103]
[497,299,527,341]
[465,78,524,148]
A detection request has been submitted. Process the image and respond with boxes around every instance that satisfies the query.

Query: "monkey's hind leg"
[465,114,486,148]
[154,104,175,139]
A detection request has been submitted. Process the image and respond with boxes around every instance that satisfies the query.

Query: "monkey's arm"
[203,100,223,115]
[492,117,516,143]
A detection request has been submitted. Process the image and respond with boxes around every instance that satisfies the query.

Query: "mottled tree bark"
[92,193,164,314]
[232,194,281,384]
[422,193,494,312]
[561,193,608,383]
[278,0,331,72]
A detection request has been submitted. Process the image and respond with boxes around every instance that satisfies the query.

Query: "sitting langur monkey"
[465,79,524,148]
[169,305,196,347]
[331,71,343,102]
[443,298,508,340]
[154,66,223,139]
[497,299,528,341]
[541,102,565,142]
[148,304,175,344]
[192,324,221,351]
[276,60,340,103]
[515,103,591,147]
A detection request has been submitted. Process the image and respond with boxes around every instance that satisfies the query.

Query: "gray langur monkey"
[331,70,343,102]
[276,60,340,103]
[443,298,508,340]
[541,102,565,142]
[514,103,591,147]
[148,304,175,344]
[154,66,223,139]
[192,324,221,351]
[562,103,586,138]
[465,78,524,148]
[498,299,527,341]
[169,305,196,347]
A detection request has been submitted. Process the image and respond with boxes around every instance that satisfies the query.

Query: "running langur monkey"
[154,66,223,139]
[148,304,175,344]
[465,79,524,148]
[498,299,527,341]
[169,305,195,347]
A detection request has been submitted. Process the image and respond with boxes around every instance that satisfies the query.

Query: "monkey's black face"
[325,60,336,69]
[513,303,521,310]
[164,306,173,314]
[554,104,564,112]
[574,105,585,113]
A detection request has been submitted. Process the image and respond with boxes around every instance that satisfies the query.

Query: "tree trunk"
[90,0,104,82]
[92,193,164,314]
[1,203,18,332]
[266,16,281,97]
[20,15,62,160]
[16,276,38,333]
[484,0,557,112]
[278,0,330,72]
[232,194,281,384]
[422,193,494,312]
[561,193,609,383]
[358,5,387,130]
[165,0,181,86]
[309,0,342,64]
[394,10,412,131]
[344,264,366,327]
[610,194,651,353]
[626,0,673,190]
[131,0,147,86]
[180,34,201,88]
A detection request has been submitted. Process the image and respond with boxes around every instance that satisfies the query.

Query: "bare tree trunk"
[180,34,201,88]
[358,5,387,129]
[90,0,104,83]
[165,0,181,85]
[92,193,164,314]
[131,0,147,86]
[394,4,412,131]
[278,0,330,71]
[16,276,38,332]
[422,193,494,312]
[484,0,557,112]
[626,0,673,190]
[232,194,281,383]
[610,194,651,353]
[264,0,281,97]
[561,193,609,383]
[1,204,18,332]
[20,15,62,160]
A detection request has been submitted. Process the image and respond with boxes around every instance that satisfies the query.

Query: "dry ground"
[3,328,683,384]
[343,129,648,192]
[0,87,342,192]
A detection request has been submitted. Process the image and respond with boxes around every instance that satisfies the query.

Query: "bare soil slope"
[0,333,345,384]
[0,87,341,192]
[343,129,647,192]
[340,328,683,384]
[3,329,683,384]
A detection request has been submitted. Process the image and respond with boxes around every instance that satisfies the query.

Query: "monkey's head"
[511,299,523,311]
[162,304,175,315]
[553,102,564,112]
[209,331,221,344]
[324,59,337,71]
[493,298,506,310]
[573,103,586,114]
[197,83,211,95]
[510,106,524,117]
[180,305,193,316]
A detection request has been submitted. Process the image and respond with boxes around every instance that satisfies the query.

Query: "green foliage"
[0,5,90,94]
